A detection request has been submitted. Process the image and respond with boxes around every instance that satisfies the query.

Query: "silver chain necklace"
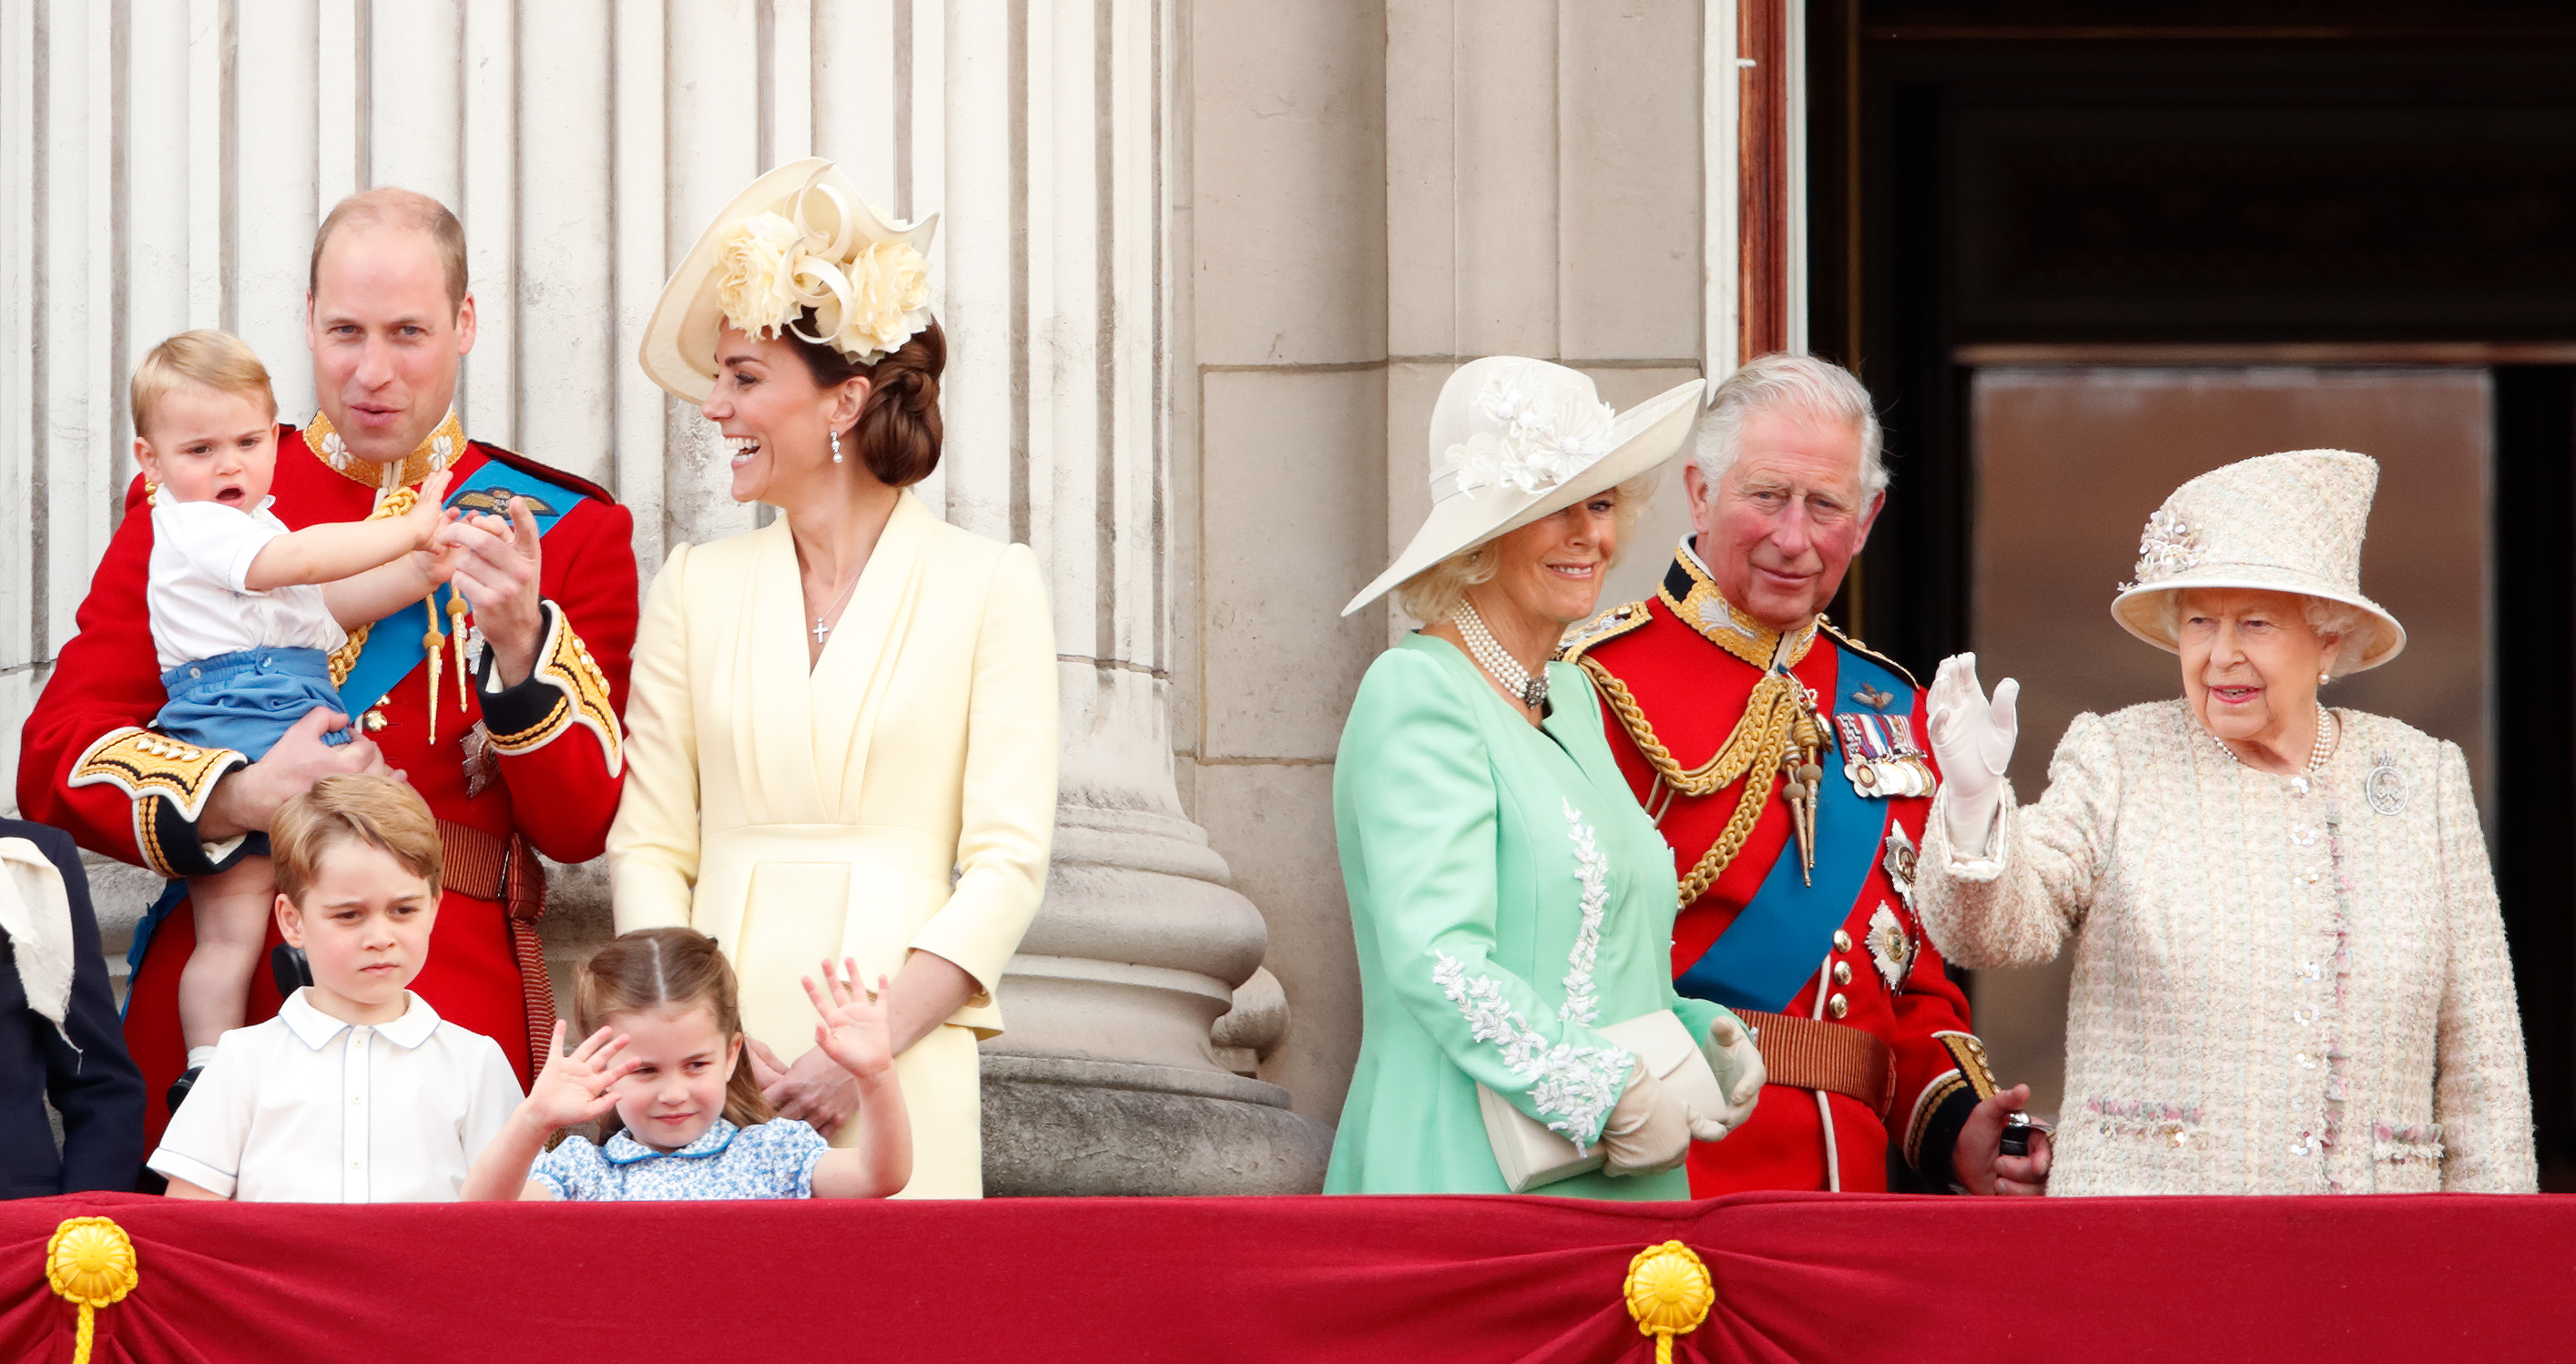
[1454,598,1548,709]
[2209,707,2337,777]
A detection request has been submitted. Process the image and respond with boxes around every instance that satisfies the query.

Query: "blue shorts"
[155,647,353,759]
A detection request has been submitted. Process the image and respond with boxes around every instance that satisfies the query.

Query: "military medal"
[1835,710,1935,799]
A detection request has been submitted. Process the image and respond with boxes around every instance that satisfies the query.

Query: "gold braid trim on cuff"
[70,726,248,824]
[484,601,623,776]
[1582,657,1806,907]
[1936,1030,2000,1099]
[71,728,249,876]
[1905,1071,1970,1169]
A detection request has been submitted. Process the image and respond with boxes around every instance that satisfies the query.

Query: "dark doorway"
[1814,2,2576,1188]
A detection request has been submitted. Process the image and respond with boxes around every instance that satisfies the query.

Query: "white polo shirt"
[147,492,349,672]
[148,989,523,1202]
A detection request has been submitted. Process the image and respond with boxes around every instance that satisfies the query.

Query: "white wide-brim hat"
[639,158,940,404]
[1342,357,1703,617]
[2109,448,2407,673]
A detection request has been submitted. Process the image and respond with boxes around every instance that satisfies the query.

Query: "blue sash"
[125,455,590,991]
[335,458,587,717]
[1673,646,1914,1014]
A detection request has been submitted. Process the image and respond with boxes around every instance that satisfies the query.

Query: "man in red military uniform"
[17,188,634,1145]
[1566,354,2050,1196]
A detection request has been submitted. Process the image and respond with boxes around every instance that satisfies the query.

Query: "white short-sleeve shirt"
[148,492,349,672]
[148,989,524,1202]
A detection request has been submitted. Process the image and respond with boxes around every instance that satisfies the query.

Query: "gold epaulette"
[1555,598,1654,666]
[484,601,624,775]
[1817,620,1919,688]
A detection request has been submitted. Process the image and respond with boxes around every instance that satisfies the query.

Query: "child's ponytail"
[573,927,779,1141]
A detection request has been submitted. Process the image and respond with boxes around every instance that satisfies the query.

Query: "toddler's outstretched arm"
[803,962,912,1198]
[237,468,468,628]
[461,1021,636,1201]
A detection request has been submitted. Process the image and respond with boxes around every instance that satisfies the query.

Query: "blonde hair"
[311,187,469,312]
[1390,474,1655,625]
[129,330,277,440]
[574,928,776,1141]
[270,774,443,904]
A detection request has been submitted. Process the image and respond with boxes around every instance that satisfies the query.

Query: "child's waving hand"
[804,959,896,1083]
[524,1021,639,1130]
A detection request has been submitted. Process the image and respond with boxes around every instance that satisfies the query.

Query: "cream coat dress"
[1917,700,2535,1196]
[608,493,1058,1197]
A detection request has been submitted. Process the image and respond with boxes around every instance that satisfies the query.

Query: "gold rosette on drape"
[46,1216,138,1364]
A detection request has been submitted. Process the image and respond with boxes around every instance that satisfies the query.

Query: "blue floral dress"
[531,1117,830,1200]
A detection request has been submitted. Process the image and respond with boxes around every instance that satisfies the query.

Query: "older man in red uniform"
[17,188,634,1144]
[1566,354,2049,1196]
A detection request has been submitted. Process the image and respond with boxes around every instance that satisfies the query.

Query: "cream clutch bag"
[1476,1009,1724,1193]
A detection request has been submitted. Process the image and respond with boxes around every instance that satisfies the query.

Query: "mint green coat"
[1326,634,1733,1196]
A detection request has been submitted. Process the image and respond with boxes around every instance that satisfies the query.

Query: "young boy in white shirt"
[148,773,522,1202]
[119,331,463,1108]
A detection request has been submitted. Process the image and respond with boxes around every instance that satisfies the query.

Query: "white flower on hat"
[1444,374,1617,498]
[716,211,809,341]
[830,238,934,363]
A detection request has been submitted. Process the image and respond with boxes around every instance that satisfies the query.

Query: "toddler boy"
[148,773,522,1201]
[121,330,462,1106]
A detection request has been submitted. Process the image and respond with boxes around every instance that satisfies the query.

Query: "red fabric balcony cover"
[2,1190,2565,1362]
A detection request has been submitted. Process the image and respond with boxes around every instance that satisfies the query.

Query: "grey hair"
[1693,352,1887,499]
[2155,592,2373,680]
[1390,474,1656,626]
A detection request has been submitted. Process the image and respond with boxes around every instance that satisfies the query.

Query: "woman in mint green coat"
[1328,358,1764,1197]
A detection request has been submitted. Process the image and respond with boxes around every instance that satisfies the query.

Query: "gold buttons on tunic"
[1828,993,1848,1019]
[361,709,389,732]
[1832,961,1853,985]
[1833,930,1853,952]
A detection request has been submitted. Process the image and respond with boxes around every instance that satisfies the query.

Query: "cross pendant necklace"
[810,566,865,646]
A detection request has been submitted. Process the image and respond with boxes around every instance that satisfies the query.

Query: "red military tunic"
[1567,543,1998,1194]
[16,420,636,1145]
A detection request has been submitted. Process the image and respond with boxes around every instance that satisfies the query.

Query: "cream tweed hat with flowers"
[640,158,938,403]
[2110,449,2407,673]
[1343,357,1702,617]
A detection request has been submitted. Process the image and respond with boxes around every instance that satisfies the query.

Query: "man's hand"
[1953,1083,2053,1196]
[445,496,545,687]
[198,708,392,841]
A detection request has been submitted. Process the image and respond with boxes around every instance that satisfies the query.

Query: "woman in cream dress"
[612,160,1058,1196]
[1920,451,2533,1196]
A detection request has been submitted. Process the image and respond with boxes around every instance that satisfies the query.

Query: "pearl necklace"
[2209,708,2337,778]
[1454,599,1548,709]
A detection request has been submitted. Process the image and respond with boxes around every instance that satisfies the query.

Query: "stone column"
[931,0,1332,1196]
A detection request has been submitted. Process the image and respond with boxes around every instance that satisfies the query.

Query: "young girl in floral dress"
[462,927,910,1200]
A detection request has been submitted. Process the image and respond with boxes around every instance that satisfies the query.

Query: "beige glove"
[1601,1063,1691,1176]
[1688,1009,1767,1140]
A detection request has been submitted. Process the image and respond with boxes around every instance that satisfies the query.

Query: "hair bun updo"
[788,316,945,488]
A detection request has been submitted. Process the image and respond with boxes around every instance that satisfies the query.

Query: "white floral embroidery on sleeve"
[1433,950,1633,1152]
[1559,799,1610,1028]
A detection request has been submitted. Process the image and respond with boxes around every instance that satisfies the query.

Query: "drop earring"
[830,429,844,463]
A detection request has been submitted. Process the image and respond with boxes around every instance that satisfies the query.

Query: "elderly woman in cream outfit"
[1922,450,2534,1196]
[611,160,1057,1197]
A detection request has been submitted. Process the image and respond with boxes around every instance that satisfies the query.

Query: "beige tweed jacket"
[1917,699,2536,1196]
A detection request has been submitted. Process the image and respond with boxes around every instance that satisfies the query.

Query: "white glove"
[1926,652,2019,859]
[1689,1010,1766,1140]
[1600,1063,1691,1176]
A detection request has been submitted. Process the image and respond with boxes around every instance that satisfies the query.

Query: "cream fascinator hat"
[2110,448,2407,673]
[1342,357,1703,616]
[639,158,939,403]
